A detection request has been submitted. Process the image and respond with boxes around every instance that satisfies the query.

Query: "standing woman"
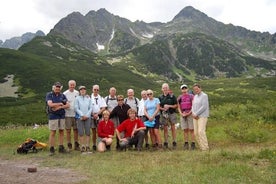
[191,83,209,151]
[75,86,93,152]
[144,89,162,149]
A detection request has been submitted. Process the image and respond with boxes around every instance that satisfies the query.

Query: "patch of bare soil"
[0,158,87,184]
[0,74,18,97]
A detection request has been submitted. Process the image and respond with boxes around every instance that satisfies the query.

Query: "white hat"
[180,84,188,89]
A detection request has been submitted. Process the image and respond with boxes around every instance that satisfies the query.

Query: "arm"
[115,129,127,142]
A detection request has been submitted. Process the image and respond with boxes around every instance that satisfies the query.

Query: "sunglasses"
[147,93,153,96]
[93,89,99,91]
[181,87,187,89]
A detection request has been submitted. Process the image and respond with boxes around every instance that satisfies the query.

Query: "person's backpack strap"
[106,96,110,105]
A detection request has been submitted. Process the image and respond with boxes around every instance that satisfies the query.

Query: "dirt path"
[0,158,87,184]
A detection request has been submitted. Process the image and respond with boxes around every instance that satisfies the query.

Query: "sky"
[0,0,275,41]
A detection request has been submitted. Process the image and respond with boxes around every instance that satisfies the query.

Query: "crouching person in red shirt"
[115,109,146,151]
[97,110,115,152]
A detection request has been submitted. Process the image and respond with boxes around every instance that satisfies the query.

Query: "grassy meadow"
[0,77,275,184]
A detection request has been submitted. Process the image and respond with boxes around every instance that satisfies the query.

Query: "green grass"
[0,77,275,183]
[1,121,275,184]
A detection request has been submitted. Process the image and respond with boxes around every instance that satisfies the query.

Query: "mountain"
[0,30,45,49]
[0,6,275,98]
[49,6,275,61]
[50,9,160,53]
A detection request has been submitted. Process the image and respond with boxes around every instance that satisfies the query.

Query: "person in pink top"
[97,110,115,152]
[177,84,196,150]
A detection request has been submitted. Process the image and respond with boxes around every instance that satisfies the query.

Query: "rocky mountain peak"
[172,6,208,21]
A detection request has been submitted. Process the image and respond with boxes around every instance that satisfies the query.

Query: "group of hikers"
[45,80,209,155]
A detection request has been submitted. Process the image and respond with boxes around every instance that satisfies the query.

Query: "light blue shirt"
[145,98,160,117]
[74,95,93,118]
[192,91,209,117]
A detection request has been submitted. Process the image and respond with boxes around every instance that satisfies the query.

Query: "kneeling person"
[115,109,146,151]
[97,110,115,152]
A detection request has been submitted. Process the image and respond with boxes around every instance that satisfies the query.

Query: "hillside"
[49,6,276,61]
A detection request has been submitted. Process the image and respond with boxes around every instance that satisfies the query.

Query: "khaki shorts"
[160,112,177,126]
[91,118,99,129]
[48,119,65,130]
[180,115,194,130]
[65,117,77,129]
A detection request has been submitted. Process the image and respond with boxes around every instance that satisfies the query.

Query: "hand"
[148,117,154,121]
[182,112,187,117]
[164,104,169,111]
[120,138,127,142]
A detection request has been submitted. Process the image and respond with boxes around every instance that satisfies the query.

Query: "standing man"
[124,89,139,112]
[138,90,149,148]
[159,83,178,149]
[46,82,70,155]
[63,80,80,151]
[105,87,118,127]
[192,83,209,151]
[91,84,107,151]
[177,84,195,150]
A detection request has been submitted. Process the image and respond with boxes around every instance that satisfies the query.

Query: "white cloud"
[0,0,275,41]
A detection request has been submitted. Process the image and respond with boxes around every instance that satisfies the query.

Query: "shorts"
[90,118,99,128]
[160,112,177,126]
[77,118,91,136]
[153,115,160,129]
[180,114,194,130]
[48,119,65,131]
[65,117,77,129]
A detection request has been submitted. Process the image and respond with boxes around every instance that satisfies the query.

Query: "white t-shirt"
[63,89,79,117]
[91,94,107,113]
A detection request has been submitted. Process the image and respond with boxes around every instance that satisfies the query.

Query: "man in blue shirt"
[46,82,70,155]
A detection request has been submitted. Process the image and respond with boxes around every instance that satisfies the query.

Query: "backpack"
[178,94,193,111]
[45,91,53,115]
[124,97,139,112]
[17,138,47,154]
[17,139,38,154]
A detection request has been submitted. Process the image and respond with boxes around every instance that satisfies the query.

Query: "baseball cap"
[54,82,62,87]
[79,86,86,90]
[180,84,188,89]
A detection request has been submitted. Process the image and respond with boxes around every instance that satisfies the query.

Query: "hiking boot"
[173,141,177,149]
[183,142,189,150]
[86,146,91,152]
[163,142,168,149]
[145,143,150,149]
[106,145,111,151]
[58,145,66,153]
[49,146,55,156]
[74,142,80,151]
[67,143,72,150]
[191,142,196,150]
[81,146,86,152]
[92,145,97,151]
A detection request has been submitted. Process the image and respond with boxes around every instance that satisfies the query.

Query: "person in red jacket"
[97,110,115,152]
[115,109,146,151]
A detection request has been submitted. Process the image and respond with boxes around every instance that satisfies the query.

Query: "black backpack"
[17,139,38,154]
[45,91,53,115]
